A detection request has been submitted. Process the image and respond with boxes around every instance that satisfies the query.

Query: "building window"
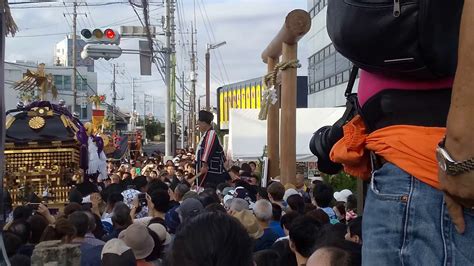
[309,0,328,18]
[324,54,336,78]
[343,70,350,82]
[308,43,353,95]
[76,77,88,91]
[81,106,88,119]
[63,76,71,91]
[336,73,343,84]
[54,75,64,90]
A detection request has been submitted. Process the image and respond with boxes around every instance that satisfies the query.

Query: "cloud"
[6,0,309,119]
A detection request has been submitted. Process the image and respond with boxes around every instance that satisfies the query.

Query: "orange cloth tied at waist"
[330,115,445,189]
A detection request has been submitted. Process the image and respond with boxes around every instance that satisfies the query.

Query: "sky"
[6,0,309,121]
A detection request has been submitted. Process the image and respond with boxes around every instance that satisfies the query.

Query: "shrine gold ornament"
[28,116,45,129]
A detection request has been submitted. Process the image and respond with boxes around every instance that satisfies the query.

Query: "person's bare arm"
[441,0,474,234]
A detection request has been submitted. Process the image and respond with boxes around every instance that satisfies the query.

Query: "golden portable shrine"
[4,102,112,207]
[5,64,114,206]
[5,102,87,206]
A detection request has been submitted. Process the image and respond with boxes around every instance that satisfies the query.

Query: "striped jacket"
[196,128,226,174]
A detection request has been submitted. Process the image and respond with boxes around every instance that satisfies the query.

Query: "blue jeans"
[362,163,474,266]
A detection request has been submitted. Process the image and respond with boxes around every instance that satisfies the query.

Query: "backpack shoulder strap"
[345,65,359,97]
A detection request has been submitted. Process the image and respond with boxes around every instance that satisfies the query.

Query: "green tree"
[145,120,163,141]
[322,172,357,193]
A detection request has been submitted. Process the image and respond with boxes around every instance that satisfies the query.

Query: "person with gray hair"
[103,202,133,242]
[83,211,105,247]
[253,199,273,222]
[228,198,249,214]
[253,199,280,252]
[174,183,190,203]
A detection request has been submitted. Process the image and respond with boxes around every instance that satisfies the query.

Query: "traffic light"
[80,28,122,60]
[81,28,120,45]
[81,44,122,60]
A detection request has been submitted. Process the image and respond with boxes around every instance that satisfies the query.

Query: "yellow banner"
[219,92,224,123]
[241,87,246,108]
[235,89,240,108]
[256,84,261,109]
[251,85,256,109]
[222,91,229,122]
[228,91,233,116]
[92,116,104,132]
[246,86,251,109]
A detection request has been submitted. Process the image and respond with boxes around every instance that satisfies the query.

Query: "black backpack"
[327,0,464,79]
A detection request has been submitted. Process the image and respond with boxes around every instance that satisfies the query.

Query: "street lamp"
[206,41,227,111]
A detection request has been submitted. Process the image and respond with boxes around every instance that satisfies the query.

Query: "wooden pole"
[267,57,280,180]
[261,9,310,185]
[261,9,311,63]
[280,43,297,185]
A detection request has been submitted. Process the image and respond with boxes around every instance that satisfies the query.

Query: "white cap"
[309,176,323,182]
[283,188,301,202]
[333,189,353,203]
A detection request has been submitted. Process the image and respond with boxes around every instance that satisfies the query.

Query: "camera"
[138,193,147,207]
[309,93,360,175]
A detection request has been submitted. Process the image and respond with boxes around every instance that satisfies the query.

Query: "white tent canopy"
[227,108,346,162]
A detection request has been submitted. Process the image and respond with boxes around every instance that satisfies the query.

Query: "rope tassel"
[258,59,301,120]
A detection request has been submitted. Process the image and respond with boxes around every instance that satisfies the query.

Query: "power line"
[10,8,162,38]
[84,2,98,28]
[198,0,230,84]
[196,58,224,84]
[196,0,226,85]
[10,32,71,38]
[10,1,164,9]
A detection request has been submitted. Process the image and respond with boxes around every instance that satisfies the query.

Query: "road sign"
[81,44,122,60]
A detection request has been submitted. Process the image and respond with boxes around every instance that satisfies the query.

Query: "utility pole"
[205,42,226,112]
[205,47,210,111]
[132,78,137,112]
[190,23,197,148]
[181,72,185,149]
[164,0,174,157]
[130,77,139,131]
[144,94,147,121]
[152,96,155,117]
[112,63,117,132]
[65,1,86,113]
[170,0,177,155]
[72,0,77,114]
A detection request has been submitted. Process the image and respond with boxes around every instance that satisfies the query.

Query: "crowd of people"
[3,148,362,266]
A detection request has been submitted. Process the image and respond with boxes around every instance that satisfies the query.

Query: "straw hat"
[232,209,263,239]
[148,223,171,246]
[118,223,154,259]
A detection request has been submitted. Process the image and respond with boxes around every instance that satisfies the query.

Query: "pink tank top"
[357,70,454,106]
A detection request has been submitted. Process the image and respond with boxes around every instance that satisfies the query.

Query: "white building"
[306,0,358,108]
[5,61,97,121]
[55,35,94,72]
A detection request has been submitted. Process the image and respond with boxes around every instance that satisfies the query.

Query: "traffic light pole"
[72,0,77,114]
[190,23,196,149]
[181,72,185,149]
[112,63,117,132]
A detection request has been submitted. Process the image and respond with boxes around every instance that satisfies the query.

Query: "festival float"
[5,64,108,206]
